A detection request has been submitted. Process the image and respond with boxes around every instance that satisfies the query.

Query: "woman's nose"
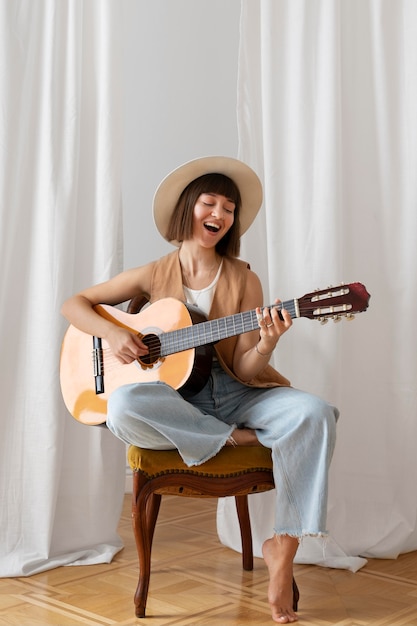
[210,203,222,217]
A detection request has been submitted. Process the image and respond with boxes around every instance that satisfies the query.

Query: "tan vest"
[150,250,291,389]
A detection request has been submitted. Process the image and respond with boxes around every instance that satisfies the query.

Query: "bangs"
[191,173,241,208]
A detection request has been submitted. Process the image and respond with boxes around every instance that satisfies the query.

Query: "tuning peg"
[319,317,328,325]
[332,315,341,323]
[346,313,355,321]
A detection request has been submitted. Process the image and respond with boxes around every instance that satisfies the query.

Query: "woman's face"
[191,192,235,247]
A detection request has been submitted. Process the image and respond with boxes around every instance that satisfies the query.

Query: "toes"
[272,609,297,624]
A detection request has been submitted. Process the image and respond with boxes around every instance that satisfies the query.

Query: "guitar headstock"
[298,283,370,323]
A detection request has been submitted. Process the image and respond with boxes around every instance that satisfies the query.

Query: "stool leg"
[146,492,161,551]
[235,495,253,571]
[132,474,161,618]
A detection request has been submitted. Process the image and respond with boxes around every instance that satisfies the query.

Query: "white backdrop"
[218,0,417,566]
[0,0,242,578]
[0,0,126,576]
[2,0,416,580]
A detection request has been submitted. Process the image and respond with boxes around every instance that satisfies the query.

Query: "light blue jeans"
[107,360,339,537]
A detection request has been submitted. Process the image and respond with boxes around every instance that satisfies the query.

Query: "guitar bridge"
[92,336,104,394]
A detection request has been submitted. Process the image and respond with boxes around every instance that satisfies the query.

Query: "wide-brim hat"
[153,156,263,244]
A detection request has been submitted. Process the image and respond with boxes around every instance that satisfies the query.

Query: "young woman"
[61,156,339,624]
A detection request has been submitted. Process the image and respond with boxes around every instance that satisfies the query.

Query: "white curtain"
[0,0,126,576]
[218,0,417,570]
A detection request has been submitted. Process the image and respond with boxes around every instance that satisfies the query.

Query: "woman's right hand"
[105,326,149,364]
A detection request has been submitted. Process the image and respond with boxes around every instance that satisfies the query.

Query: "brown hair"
[165,173,242,257]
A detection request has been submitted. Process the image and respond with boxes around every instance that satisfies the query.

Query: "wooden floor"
[2,495,417,626]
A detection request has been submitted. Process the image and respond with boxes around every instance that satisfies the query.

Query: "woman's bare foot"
[262,535,299,623]
[225,427,262,446]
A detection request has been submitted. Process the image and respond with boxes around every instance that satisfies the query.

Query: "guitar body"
[60,298,212,425]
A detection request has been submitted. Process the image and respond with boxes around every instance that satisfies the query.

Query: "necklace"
[180,257,220,290]
[182,260,223,313]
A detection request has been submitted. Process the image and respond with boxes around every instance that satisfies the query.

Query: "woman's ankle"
[226,428,261,446]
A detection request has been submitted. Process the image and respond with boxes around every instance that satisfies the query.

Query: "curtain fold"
[0,0,126,576]
[218,0,417,567]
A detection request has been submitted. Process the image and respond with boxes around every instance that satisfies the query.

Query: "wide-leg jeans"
[107,361,339,537]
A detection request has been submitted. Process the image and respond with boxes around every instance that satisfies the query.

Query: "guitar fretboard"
[159,298,299,357]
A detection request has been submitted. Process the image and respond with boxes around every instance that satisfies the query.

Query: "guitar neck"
[160,298,299,356]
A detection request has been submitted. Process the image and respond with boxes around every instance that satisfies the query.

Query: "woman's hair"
[165,173,242,256]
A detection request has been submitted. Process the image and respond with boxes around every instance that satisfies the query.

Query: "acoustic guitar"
[60,282,370,425]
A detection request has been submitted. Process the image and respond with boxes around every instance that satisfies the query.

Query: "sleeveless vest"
[150,250,291,389]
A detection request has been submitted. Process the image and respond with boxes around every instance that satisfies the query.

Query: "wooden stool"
[128,444,275,618]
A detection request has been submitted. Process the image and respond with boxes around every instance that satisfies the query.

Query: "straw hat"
[153,156,263,243]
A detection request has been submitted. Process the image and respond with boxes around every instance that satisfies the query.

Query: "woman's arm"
[232,270,292,382]
[61,264,155,363]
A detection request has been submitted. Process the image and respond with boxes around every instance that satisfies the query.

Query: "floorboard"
[1,495,417,625]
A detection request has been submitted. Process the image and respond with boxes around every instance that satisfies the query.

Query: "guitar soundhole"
[138,333,161,367]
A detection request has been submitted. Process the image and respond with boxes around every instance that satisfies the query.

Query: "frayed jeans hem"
[274,530,329,543]
[183,424,237,467]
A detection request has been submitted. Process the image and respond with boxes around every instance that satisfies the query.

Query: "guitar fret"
[160,309,260,356]
[159,301,305,357]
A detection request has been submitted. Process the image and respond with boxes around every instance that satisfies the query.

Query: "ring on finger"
[266,322,273,328]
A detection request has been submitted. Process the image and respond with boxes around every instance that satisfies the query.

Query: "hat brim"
[153,156,263,244]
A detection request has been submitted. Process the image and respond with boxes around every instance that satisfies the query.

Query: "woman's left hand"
[256,299,292,354]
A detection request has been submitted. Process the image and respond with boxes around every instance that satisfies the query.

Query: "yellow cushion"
[128,445,273,479]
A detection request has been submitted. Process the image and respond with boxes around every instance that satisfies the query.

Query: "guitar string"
[112,285,365,362]
[146,305,355,356]
[97,301,359,368]
[96,308,270,368]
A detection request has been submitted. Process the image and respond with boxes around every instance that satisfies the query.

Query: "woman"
[61,156,339,624]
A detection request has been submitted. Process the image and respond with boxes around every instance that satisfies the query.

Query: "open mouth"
[204,222,221,233]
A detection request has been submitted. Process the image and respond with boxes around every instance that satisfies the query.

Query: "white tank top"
[183,261,223,316]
